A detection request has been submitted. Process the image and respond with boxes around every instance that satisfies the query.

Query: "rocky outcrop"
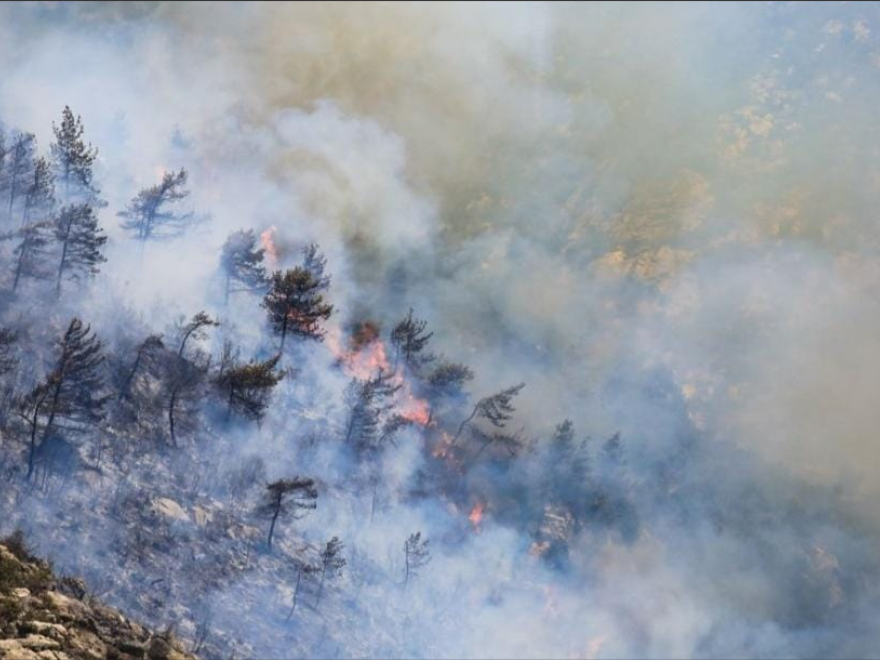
[0,539,195,660]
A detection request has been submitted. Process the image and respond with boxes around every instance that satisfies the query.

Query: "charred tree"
[54,203,107,295]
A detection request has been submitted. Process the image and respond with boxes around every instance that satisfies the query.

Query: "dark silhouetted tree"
[11,220,53,292]
[262,267,333,350]
[301,243,330,291]
[316,536,346,606]
[215,352,284,422]
[163,355,205,445]
[219,229,267,303]
[117,334,165,403]
[177,311,218,358]
[390,308,434,373]
[118,168,197,244]
[260,477,318,551]
[426,361,473,398]
[468,426,525,465]
[4,132,35,221]
[450,382,525,447]
[403,531,430,588]
[22,157,55,227]
[542,420,592,510]
[51,106,99,203]
[54,203,107,295]
[344,369,400,451]
[18,318,108,480]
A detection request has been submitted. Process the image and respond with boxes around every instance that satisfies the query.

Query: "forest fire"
[260,225,279,269]
[468,502,485,533]
[399,393,431,425]
[326,323,432,427]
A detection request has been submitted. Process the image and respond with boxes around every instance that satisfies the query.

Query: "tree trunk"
[25,404,40,480]
[280,315,289,352]
[55,217,72,297]
[287,567,303,620]
[168,387,178,445]
[267,501,281,550]
[450,406,478,447]
[178,327,195,357]
[12,246,25,293]
[119,348,145,402]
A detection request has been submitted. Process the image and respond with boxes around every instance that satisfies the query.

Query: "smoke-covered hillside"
[2,2,880,658]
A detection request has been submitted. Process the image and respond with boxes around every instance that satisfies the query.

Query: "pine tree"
[426,361,474,399]
[4,132,35,221]
[262,267,333,350]
[11,220,53,292]
[118,168,198,244]
[22,157,55,227]
[17,318,108,480]
[344,368,401,451]
[301,243,330,292]
[54,203,107,295]
[50,106,99,203]
[117,334,165,403]
[219,229,268,303]
[542,420,592,509]
[287,559,318,620]
[403,531,430,587]
[390,308,434,373]
[176,311,218,358]
[316,536,346,606]
[163,355,204,445]
[259,477,318,551]
[468,426,525,465]
[450,382,525,447]
[214,353,284,422]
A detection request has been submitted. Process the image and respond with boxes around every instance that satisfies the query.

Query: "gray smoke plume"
[2,2,880,658]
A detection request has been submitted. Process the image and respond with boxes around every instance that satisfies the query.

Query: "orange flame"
[260,226,279,269]
[399,393,431,425]
[468,502,485,532]
[326,324,432,427]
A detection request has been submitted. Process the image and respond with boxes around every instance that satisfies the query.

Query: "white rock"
[151,498,190,523]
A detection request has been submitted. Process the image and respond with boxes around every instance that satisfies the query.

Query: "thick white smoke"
[2,2,880,658]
